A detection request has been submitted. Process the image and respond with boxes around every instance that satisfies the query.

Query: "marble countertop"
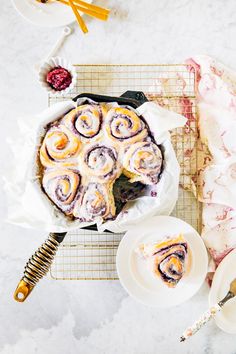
[1,0,236,353]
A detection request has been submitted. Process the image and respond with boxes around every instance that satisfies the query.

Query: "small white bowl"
[38,57,77,96]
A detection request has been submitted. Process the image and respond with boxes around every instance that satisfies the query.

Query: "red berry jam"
[46,67,72,91]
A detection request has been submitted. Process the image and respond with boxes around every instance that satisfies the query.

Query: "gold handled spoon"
[67,0,88,33]
[36,0,88,33]
[180,278,236,342]
[36,0,109,22]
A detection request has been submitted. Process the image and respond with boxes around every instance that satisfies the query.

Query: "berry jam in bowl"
[38,57,77,95]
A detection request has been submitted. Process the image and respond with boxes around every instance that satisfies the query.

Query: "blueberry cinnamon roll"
[105,107,147,144]
[123,141,162,185]
[42,169,81,215]
[63,104,106,139]
[40,125,81,168]
[80,145,121,182]
[138,235,191,288]
[73,182,115,221]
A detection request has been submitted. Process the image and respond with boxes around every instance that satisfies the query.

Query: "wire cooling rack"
[48,64,200,280]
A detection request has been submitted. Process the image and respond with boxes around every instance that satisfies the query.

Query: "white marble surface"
[1,0,236,353]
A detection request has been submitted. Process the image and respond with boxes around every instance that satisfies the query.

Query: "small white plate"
[116,216,208,308]
[209,249,236,333]
[12,0,91,28]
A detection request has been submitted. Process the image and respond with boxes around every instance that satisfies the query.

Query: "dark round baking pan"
[14,91,149,302]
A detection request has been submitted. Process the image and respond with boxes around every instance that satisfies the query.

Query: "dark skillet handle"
[13,232,67,302]
[120,91,148,107]
[72,91,148,109]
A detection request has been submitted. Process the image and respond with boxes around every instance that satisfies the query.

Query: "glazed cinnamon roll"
[42,169,80,215]
[105,107,148,144]
[123,141,162,185]
[40,125,81,168]
[80,145,121,182]
[63,104,106,139]
[73,182,116,221]
[138,235,191,288]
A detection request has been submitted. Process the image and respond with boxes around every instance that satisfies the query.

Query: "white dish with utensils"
[12,0,91,27]
[116,216,208,308]
[209,249,236,333]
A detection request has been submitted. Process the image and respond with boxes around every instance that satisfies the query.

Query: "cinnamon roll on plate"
[116,216,208,308]
[137,234,191,288]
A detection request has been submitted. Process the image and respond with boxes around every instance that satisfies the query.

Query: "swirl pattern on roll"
[42,169,81,214]
[80,145,120,182]
[153,240,189,288]
[105,107,147,143]
[138,235,190,288]
[40,125,81,168]
[73,182,115,221]
[123,141,162,184]
[63,104,105,138]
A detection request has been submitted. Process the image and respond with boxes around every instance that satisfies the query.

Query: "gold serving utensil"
[36,0,88,33]
[180,278,236,342]
[73,0,110,15]
[59,0,109,21]
[36,0,110,25]
[67,0,88,33]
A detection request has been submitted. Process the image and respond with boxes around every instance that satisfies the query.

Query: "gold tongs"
[37,0,110,33]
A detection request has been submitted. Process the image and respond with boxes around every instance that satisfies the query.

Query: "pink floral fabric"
[146,58,236,271]
[187,56,236,269]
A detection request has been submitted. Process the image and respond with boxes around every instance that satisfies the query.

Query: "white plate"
[209,249,236,333]
[116,216,208,308]
[12,0,91,27]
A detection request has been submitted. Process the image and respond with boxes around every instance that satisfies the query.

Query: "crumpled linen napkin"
[187,55,236,269]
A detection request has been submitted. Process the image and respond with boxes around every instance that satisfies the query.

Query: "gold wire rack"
[48,64,200,280]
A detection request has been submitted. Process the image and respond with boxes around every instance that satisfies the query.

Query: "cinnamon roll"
[138,235,191,288]
[80,145,121,182]
[40,125,81,168]
[63,104,106,139]
[123,141,162,185]
[73,182,116,221]
[42,169,80,215]
[105,107,148,144]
